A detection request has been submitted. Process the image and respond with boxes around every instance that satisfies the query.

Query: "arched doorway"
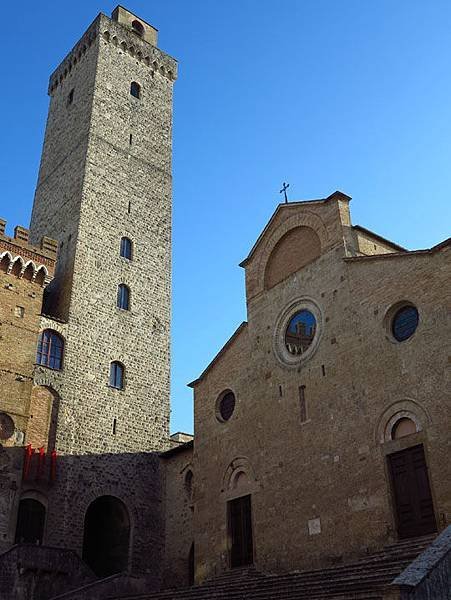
[15,498,46,544]
[82,495,130,577]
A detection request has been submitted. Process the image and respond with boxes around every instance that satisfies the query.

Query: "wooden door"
[388,444,437,539]
[228,494,254,568]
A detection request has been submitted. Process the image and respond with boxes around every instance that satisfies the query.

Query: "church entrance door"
[388,444,437,539]
[228,494,253,568]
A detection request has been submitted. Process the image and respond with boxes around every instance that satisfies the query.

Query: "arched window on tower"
[117,284,130,310]
[131,20,145,37]
[120,237,132,260]
[36,330,64,370]
[109,361,124,390]
[130,81,141,99]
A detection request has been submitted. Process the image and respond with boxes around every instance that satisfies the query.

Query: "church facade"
[181,193,450,584]
[0,6,449,599]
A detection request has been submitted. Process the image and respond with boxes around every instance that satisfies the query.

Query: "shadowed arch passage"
[82,495,130,577]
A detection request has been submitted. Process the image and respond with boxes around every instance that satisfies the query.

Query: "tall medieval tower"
[30,7,176,455]
[27,7,177,578]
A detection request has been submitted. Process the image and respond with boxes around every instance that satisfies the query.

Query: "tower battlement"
[0,219,57,283]
[48,9,177,96]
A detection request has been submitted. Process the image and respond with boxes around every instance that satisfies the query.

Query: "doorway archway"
[82,495,130,577]
[15,498,46,544]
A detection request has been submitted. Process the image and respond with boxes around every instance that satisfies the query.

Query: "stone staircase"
[116,535,436,600]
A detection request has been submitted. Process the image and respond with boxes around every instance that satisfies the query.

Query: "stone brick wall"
[190,196,450,582]
[0,544,95,600]
[162,444,194,589]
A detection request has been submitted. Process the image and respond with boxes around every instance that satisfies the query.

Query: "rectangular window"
[14,306,25,318]
[228,495,253,568]
[299,385,307,423]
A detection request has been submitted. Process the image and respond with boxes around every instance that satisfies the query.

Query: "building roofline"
[239,191,351,267]
[188,322,248,388]
[345,237,450,262]
[160,440,194,458]
[353,225,407,252]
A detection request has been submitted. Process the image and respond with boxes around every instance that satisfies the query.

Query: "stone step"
[117,535,435,600]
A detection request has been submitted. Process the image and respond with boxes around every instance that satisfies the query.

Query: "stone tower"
[30,7,177,455]
[27,7,177,579]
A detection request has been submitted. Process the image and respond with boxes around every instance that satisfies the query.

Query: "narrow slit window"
[299,385,307,423]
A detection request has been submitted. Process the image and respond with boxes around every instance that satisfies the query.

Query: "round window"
[217,391,236,422]
[392,305,419,342]
[0,412,15,440]
[285,310,317,356]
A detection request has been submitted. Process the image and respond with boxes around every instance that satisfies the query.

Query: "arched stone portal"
[82,495,130,577]
[15,498,46,544]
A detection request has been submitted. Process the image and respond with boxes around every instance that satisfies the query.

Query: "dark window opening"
[129,133,133,145]
[279,385,283,397]
[185,469,193,500]
[228,495,253,568]
[131,20,145,37]
[117,284,130,310]
[82,495,130,577]
[36,329,64,370]
[299,385,307,423]
[218,391,235,422]
[112,418,117,435]
[109,361,124,390]
[120,237,132,260]
[127,201,131,214]
[392,305,419,342]
[130,81,141,99]
[188,543,195,586]
[321,365,326,376]
[67,88,74,105]
[15,498,46,545]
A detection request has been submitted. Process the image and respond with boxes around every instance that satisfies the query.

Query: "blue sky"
[1,1,450,434]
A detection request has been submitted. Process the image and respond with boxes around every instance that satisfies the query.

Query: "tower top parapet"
[48,10,177,96]
[111,5,158,46]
